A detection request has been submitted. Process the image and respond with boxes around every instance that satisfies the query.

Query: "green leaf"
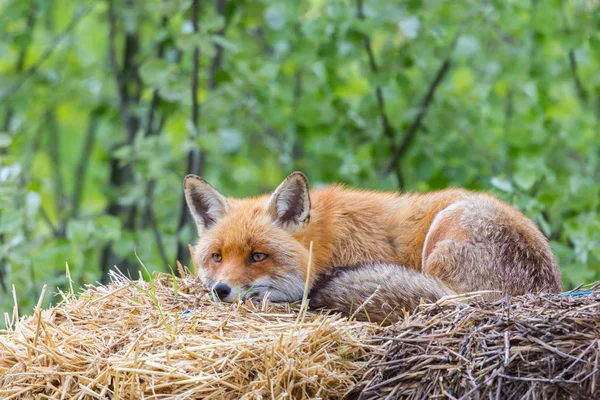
[451,67,474,93]
[514,168,537,191]
[0,133,12,148]
[139,59,177,88]
[490,177,513,193]
[219,128,244,153]
[264,6,286,30]
[399,16,420,39]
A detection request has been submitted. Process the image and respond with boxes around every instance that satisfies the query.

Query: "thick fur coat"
[184,172,562,322]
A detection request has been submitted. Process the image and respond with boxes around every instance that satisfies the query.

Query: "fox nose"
[213,282,231,300]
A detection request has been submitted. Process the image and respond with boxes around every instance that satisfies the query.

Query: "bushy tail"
[309,263,456,324]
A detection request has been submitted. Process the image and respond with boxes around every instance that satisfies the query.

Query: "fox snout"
[210,281,242,303]
[209,275,305,303]
[209,280,261,303]
[212,282,231,301]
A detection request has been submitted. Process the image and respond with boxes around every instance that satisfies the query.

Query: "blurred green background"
[1,0,599,319]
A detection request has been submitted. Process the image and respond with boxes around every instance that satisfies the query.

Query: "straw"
[353,283,600,399]
[2,269,599,399]
[0,270,377,399]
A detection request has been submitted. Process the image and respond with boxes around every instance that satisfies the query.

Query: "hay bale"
[354,284,600,400]
[2,270,599,399]
[0,271,377,399]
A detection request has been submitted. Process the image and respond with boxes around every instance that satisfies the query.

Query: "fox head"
[183,172,311,303]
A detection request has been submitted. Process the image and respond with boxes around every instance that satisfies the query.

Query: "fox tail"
[309,262,456,324]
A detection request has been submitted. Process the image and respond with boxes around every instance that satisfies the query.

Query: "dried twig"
[355,287,600,399]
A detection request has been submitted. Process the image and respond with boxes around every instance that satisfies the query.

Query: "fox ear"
[265,171,311,233]
[183,175,229,234]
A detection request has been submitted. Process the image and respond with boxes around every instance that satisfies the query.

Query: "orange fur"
[184,172,562,313]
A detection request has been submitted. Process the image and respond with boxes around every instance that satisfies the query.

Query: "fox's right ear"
[265,171,311,234]
[183,175,229,234]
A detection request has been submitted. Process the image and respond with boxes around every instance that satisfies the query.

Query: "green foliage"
[1,0,599,320]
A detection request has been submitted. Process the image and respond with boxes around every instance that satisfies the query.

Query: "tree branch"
[138,16,176,268]
[596,91,600,125]
[529,0,539,76]
[39,206,62,239]
[18,128,44,297]
[504,88,514,132]
[356,0,394,141]
[2,4,38,136]
[208,0,228,90]
[0,6,90,104]
[107,0,136,140]
[102,0,142,279]
[15,7,38,77]
[568,50,588,103]
[145,180,169,267]
[560,6,588,105]
[144,15,170,138]
[251,27,274,55]
[121,7,143,118]
[46,110,66,235]
[71,109,100,219]
[0,247,6,292]
[190,0,202,135]
[355,0,456,177]
[385,56,453,173]
[291,68,304,162]
[176,0,205,264]
[0,5,39,290]
[356,0,405,189]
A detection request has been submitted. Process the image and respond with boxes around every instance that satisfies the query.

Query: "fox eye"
[211,253,222,263]
[250,252,268,263]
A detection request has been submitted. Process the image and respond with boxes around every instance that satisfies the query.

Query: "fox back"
[184,172,562,318]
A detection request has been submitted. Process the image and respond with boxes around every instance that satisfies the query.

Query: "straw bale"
[2,270,600,400]
[354,284,600,400]
[0,271,378,399]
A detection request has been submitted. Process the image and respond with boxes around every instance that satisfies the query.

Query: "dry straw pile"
[355,284,600,400]
[1,267,599,399]
[0,269,378,399]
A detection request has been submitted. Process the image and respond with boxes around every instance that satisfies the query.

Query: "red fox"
[183,172,562,322]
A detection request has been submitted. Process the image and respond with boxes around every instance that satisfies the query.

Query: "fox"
[183,171,562,322]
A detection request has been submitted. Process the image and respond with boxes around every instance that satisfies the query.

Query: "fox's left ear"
[266,171,311,234]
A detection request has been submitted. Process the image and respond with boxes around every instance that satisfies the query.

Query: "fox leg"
[422,195,562,296]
